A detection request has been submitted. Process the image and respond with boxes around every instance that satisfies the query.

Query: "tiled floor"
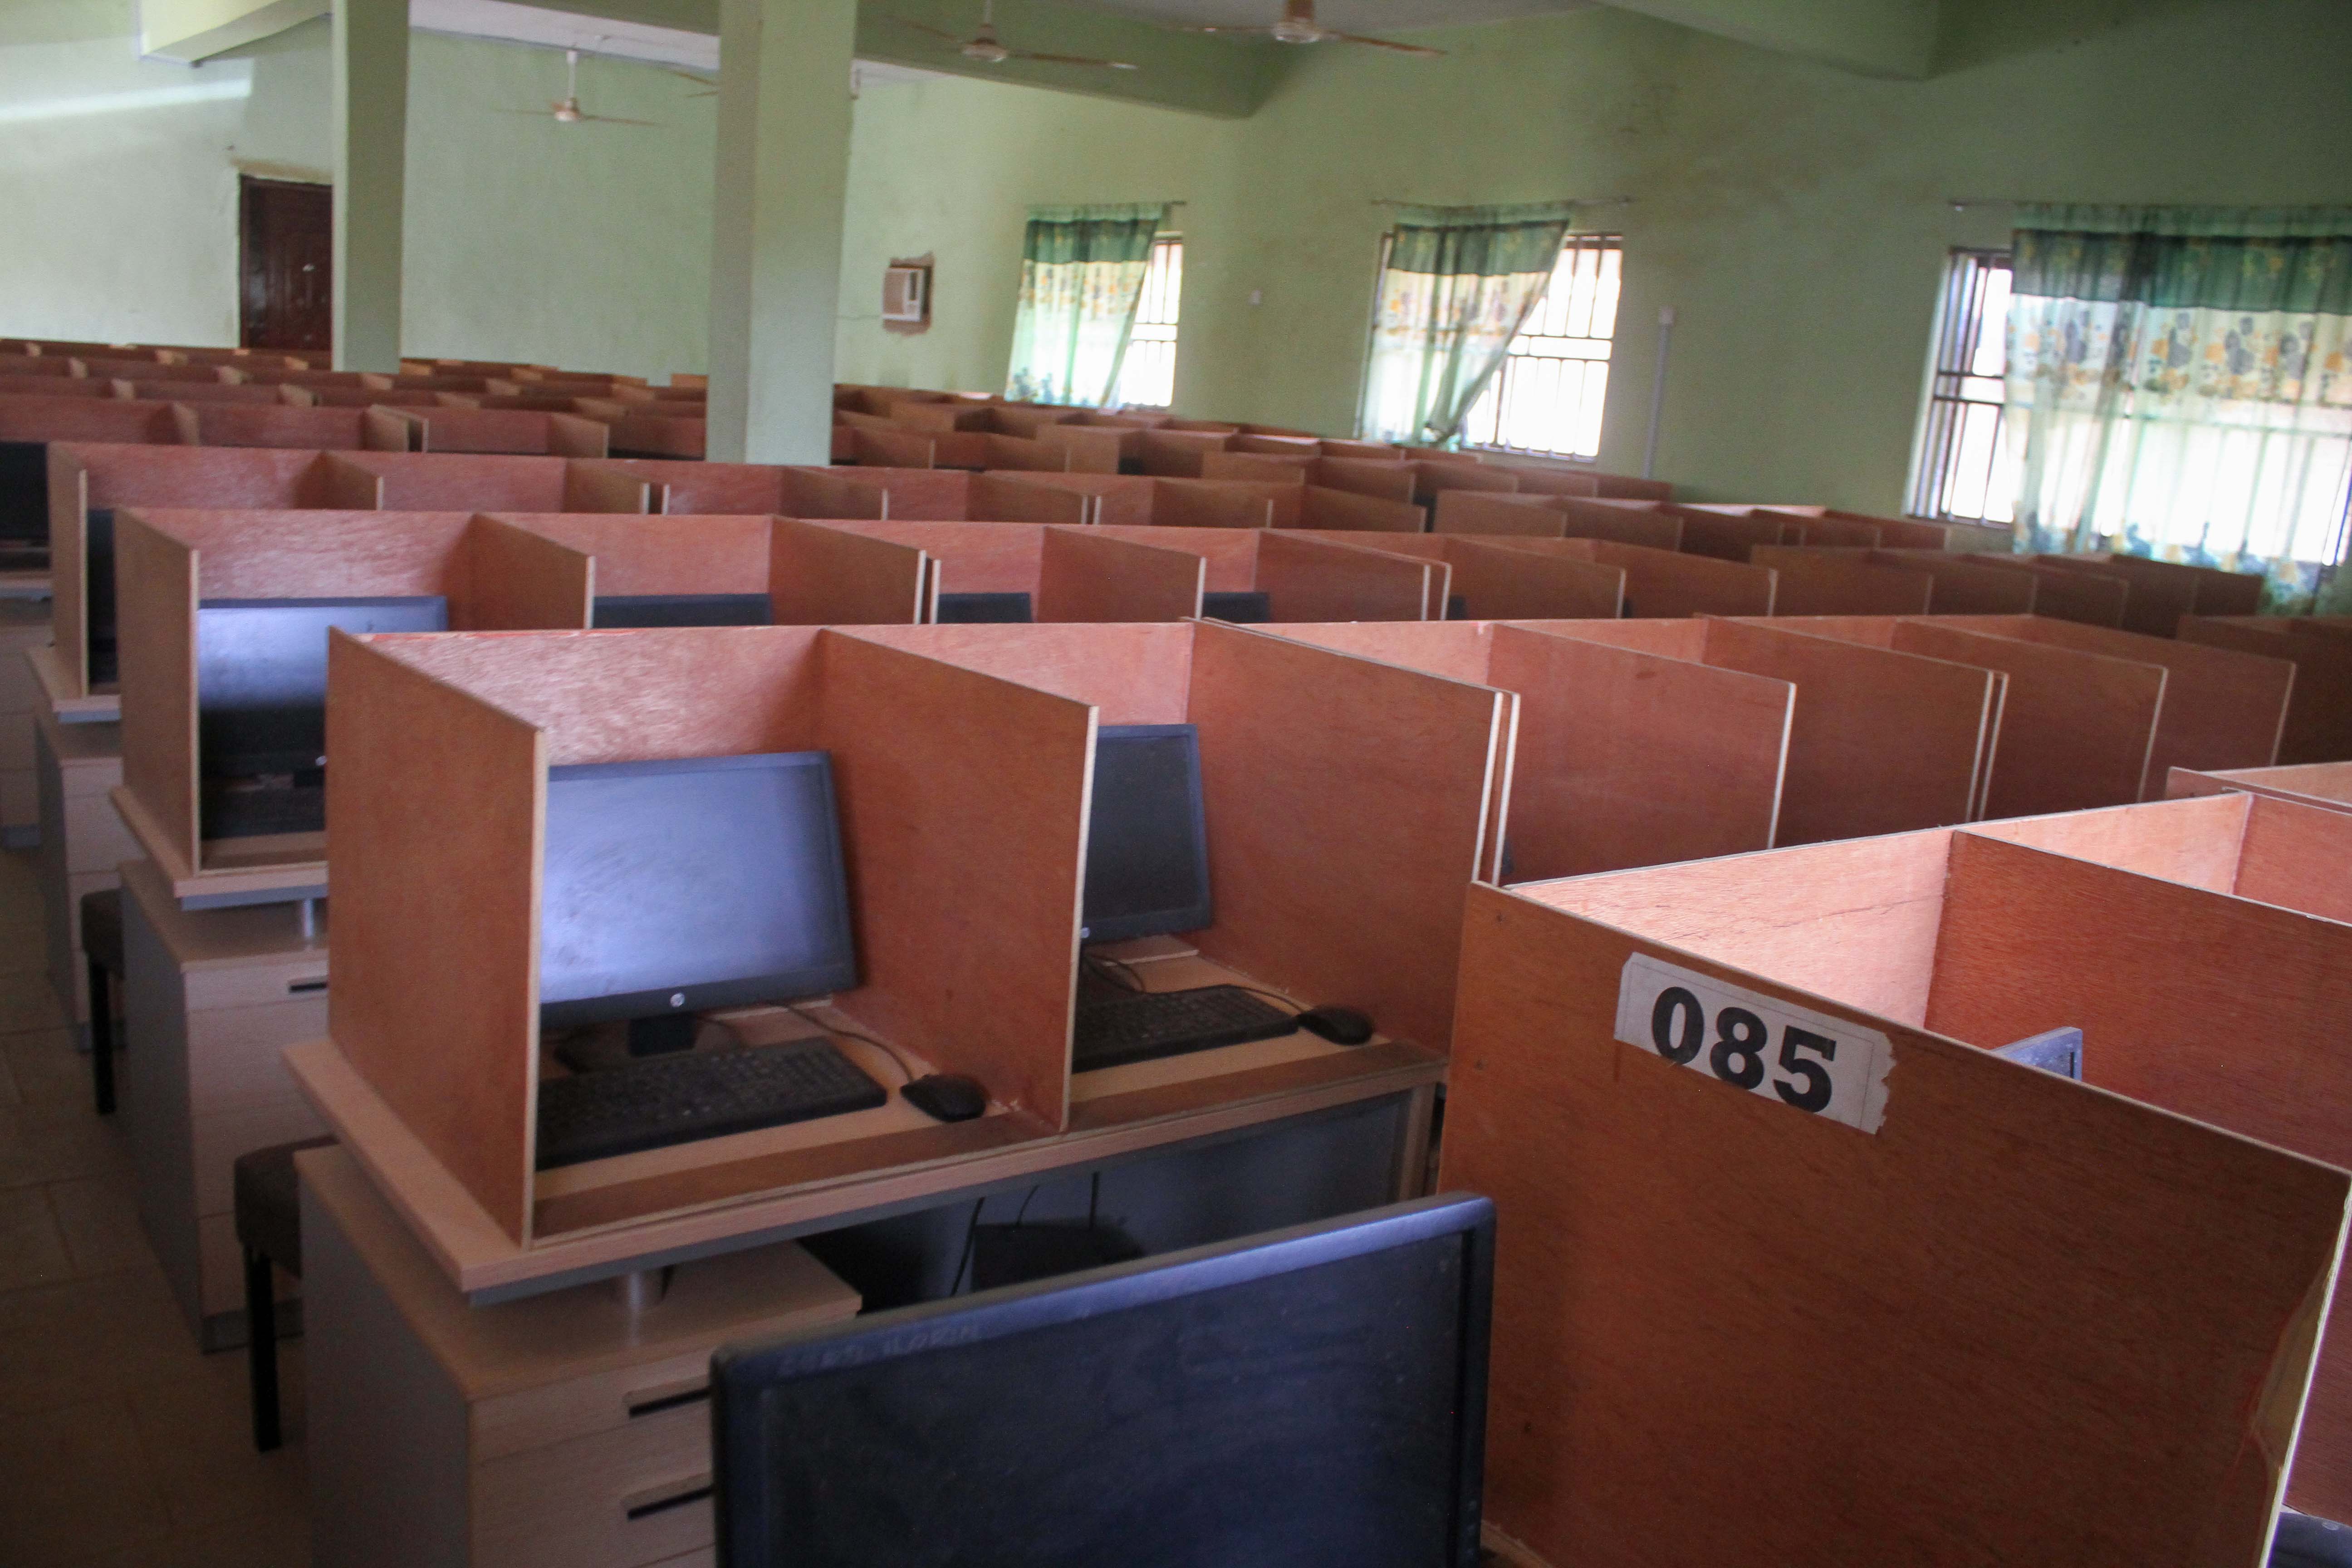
[0,848,309,1567]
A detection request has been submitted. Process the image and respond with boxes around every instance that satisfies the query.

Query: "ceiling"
[1066,0,1590,33]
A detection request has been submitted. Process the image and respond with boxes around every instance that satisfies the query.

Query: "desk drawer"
[186,964,330,1016]
[474,1348,712,1463]
[473,1401,714,1568]
[62,789,136,870]
[188,997,328,1112]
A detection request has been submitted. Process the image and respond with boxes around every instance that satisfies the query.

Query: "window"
[1459,235,1621,461]
[1112,236,1182,410]
[1908,248,2018,523]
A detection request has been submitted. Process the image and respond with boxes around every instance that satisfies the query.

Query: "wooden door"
[239,176,333,353]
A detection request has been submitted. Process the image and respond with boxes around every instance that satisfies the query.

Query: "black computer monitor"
[87,508,118,684]
[1082,723,1210,944]
[539,752,859,1045]
[712,1193,1494,1568]
[593,593,773,628]
[935,591,1034,624]
[196,596,451,778]
[1200,589,1271,624]
[0,441,46,547]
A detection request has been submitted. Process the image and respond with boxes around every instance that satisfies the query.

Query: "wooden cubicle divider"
[1758,616,2165,818]
[1197,451,1420,501]
[174,404,381,450]
[838,416,936,469]
[1134,428,1235,478]
[1036,527,1205,622]
[1967,557,2130,626]
[1536,539,1773,618]
[325,626,1096,1244]
[2036,552,2265,634]
[497,513,772,609]
[1860,549,2037,612]
[0,394,184,449]
[588,404,707,461]
[591,458,883,519]
[769,519,928,625]
[2170,760,2352,813]
[382,407,612,458]
[1274,620,1789,881]
[1746,546,1934,614]
[1443,858,2349,1568]
[1431,490,1680,550]
[1408,459,1518,507]
[1554,618,1994,841]
[1251,529,1439,621]
[0,377,120,401]
[2179,615,2352,765]
[1668,506,1797,562]
[1284,533,1622,620]
[109,509,594,900]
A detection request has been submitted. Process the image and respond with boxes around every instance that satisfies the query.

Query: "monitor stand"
[549,1013,727,1075]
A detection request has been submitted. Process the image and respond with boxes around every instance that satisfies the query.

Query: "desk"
[121,858,330,1347]
[33,703,133,1027]
[302,1145,862,1568]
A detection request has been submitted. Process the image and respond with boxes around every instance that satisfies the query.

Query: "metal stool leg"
[87,958,114,1116]
[245,1248,282,1452]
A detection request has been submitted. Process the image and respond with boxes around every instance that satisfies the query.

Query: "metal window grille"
[1113,237,1182,410]
[1459,235,1622,461]
[1908,248,2017,523]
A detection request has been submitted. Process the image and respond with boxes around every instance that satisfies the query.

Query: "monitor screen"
[87,508,118,685]
[196,596,449,777]
[1200,590,1271,625]
[593,593,773,629]
[1082,724,1210,944]
[539,751,858,1027]
[0,441,46,546]
[712,1194,1494,1568]
[935,591,1034,624]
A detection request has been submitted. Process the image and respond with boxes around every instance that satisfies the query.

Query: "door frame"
[237,173,333,353]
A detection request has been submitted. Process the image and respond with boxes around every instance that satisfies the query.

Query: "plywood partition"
[1887,620,2163,816]
[1253,530,1436,621]
[1034,526,1203,622]
[969,473,1090,526]
[1443,872,2348,1568]
[1154,479,1297,530]
[498,513,772,602]
[769,519,927,626]
[1024,423,1128,472]
[462,518,594,632]
[1185,622,1508,1055]
[1698,619,1994,842]
[1670,506,1793,561]
[177,404,381,450]
[1089,524,1262,593]
[1199,452,1419,502]
[0,395,183,445]
[328,451,574,512]
[1490,466,1600,499]
[1300,535,1622,621]
[843,421,935,469]
[1294,485,1425,533]
[1551,539,1775,618]
[1987,559,2130,626]
[2179,616,2352,765]
[1135,428,1234,477]
[2170,760,2352,813]
[399,408,612,458]
[1925,830,2352,1519]
[1867,549,2037,611]
[557,462,657,514]
[1409,460,1518,505]
[1747,547,1934,615]
[112,512,200,876]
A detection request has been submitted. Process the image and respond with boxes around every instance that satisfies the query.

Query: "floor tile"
[0,1263,206,1417]
[0,1182,74,1291]
[0,975,68,1034]
[4,1023,94,1114]
[0,1396,177,1564]
[49,1169,152,1278]
[130,1348,309,1533]
[71,1508,309,1568]
[0,1094,131,1191]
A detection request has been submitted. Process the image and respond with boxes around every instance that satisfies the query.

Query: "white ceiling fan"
[1186,0,1444,56]
[500,47,661,125]
[895,0,1141,70]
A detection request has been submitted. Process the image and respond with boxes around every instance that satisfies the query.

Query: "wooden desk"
[0,598,50,843]
[33,703,133,1027]
[121,858,330,1347]
[302,1144,861,1568]
[26,642,117,723]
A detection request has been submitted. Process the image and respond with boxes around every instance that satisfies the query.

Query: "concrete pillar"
[332,0,407,372]
[706,0,856,464]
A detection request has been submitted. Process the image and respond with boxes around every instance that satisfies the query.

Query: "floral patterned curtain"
[1358,202,1577,447]
[2004,204,2352,610]
[1004,203,1170,408]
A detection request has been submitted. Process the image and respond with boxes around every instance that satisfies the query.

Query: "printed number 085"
[1650,987,1838,1114]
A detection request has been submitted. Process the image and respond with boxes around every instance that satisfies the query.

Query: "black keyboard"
[201,782,325,841]
[535,1041,888,1169]
[1072,985,1298,1073]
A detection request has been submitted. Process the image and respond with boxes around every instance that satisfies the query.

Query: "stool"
[79,888,123,1115]
[234,1136,336,1452]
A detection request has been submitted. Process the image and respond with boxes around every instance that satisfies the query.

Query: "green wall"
[838,0,2352,509]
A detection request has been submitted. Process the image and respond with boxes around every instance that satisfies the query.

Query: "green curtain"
[1357,202,1576,447]
[2004,204,2352,610]
[1004,203,1169,407]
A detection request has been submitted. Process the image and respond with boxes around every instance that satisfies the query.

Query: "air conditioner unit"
[882,265,929,325]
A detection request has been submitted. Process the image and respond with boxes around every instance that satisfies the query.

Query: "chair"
[233,1136,336,1451]
[79,888,122,1114]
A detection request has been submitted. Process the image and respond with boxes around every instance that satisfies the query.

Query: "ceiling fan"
[1186,0,1444,56]
[895,1,1140,69]
[500,47,661,125]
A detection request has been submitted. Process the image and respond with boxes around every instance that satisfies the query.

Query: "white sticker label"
[1614,954,1892,1133]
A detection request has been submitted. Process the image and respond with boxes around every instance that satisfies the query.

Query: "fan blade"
[1178,22,1275,32]
[492,107,554,115]
[893,18,967,40]
[661,66,718,86]
[578,113,662,125]
[1329,31,1445,54]
[1009,49,1140,68]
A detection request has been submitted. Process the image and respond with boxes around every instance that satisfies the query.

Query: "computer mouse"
[1295,1006,1375,1046]
[902,1073,989,1122]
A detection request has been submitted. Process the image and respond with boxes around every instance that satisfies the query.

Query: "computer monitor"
[1082,723,1210,944]
[712,1193,1494,1568]
[196,596,451,778]
[1200,590,1271,624]
[935,591,1034,624]
[538,752,859,1048]
[593,593,773,628]
[87,508,118,684]
[0,441,46,547]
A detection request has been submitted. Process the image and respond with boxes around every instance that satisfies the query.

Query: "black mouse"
[1295,1006,1375,1045]
[902,1073,989,1122]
